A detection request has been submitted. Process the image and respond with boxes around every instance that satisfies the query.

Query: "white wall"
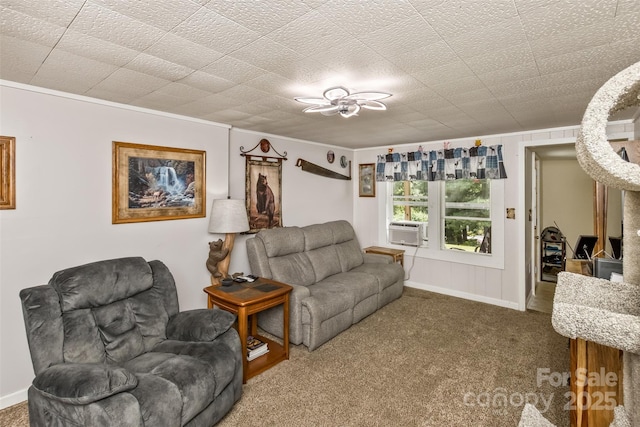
[540,159,594,255]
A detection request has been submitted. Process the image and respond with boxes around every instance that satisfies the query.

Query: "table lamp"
[207,199,250,285]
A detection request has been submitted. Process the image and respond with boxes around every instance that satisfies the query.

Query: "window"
[391,181,428,243]
[443,180,491,253]
[384,178,503,269]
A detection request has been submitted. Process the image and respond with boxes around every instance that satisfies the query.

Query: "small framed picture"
[358,163,375,197]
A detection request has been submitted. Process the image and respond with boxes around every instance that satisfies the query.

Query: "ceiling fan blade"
[321,109,340,116]
[323,86,349,101]
[295,97,331,105]
[303,105,340,114]
[346,91,391,101]
[359,100,387,110]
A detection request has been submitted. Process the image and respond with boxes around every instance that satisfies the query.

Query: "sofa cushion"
[166,309,235,342]
[259,226,304,257]
[306,246,342,282]
[327,220,357,243]
[49,257,153,312]
[302,223,334,250]
[304,283,354,320]
[335,239,364,271]
[269,253,316,286]
[351,262,404,291]
[124,349,219,425]
[32,363,138,405]
[317,272,379,305]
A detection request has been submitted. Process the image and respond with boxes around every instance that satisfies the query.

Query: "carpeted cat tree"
[519,61,640,427]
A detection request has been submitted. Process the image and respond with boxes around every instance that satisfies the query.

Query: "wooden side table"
[204,278,292,383]
[363,246,405,266]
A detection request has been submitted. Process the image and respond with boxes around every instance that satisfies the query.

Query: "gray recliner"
[19,257,242,426]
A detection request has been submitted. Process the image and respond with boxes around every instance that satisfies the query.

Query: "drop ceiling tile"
[200,56,264,83]
[92,68,171,97]
[205,1,313,35]
[131,91,190,110]
[315,0,416,36]
[414,0,518,38]
[390,40,460,75]
[0,0,85,27]
[155,82,213,100]
[90,0,201,31]
[431,76,486,98]
[477,62,541,86]
[358,15,442,59]
[243,72,295,95]
[69,2,166,51]
[410,60,476,86]
[171,7,261,54]
[518,0,618,41]
[528,22,618,59]
[266,10,351,57]
[217,84,270,105]
[169,94,231,116]
[0,6,66,46]
[268,57,336,84]
[464,43,535,75]
[447,16,528,59]
[125,53,193,81]
[84,87,139,105]
[228,37,304,75]
[307,38,385,74]
[393,85,442,102]
[32,49,118,89]
[55,29,138,67]
[0,35,50,81]
[144,33,224,69]
[176,70,235,93]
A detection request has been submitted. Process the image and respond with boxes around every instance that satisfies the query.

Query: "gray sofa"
[20,257,242,426]
[246,220,404,350]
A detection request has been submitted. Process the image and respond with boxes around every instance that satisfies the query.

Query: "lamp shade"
[208,199,249,234]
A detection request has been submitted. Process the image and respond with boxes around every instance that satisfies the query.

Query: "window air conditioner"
[388,222,422,246]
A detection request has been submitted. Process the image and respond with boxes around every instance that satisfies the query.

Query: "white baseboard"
[0,389,27,410]
[404,281,521,311]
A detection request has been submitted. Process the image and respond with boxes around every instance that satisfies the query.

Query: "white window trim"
[379,180,505,269]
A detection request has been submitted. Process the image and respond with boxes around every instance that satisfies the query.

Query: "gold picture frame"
[0,136,16,210]
[112,141,206,224]
[358,163,375,197]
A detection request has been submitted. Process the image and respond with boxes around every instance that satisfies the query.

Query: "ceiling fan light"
[303,104,340,113]
[360,100,387,110]
[295,97,331,105]
[323,86,349,101]
[295,85,390,118]
[346,91,391,101]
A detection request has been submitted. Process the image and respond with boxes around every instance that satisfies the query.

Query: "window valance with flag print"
[376,145,507,182]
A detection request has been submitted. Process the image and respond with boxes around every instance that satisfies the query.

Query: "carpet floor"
[0,287,569,426]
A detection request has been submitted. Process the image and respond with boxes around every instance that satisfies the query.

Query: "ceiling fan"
[294,86,391,118]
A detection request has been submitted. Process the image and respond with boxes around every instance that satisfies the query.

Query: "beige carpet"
[0,288,569,426]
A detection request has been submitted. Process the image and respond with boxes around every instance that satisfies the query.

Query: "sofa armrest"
[32,363,137,405]
[166,308,236,342]
[363,253,393,264]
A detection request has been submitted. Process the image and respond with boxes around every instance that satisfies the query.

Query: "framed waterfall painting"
[112,141,206,224]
